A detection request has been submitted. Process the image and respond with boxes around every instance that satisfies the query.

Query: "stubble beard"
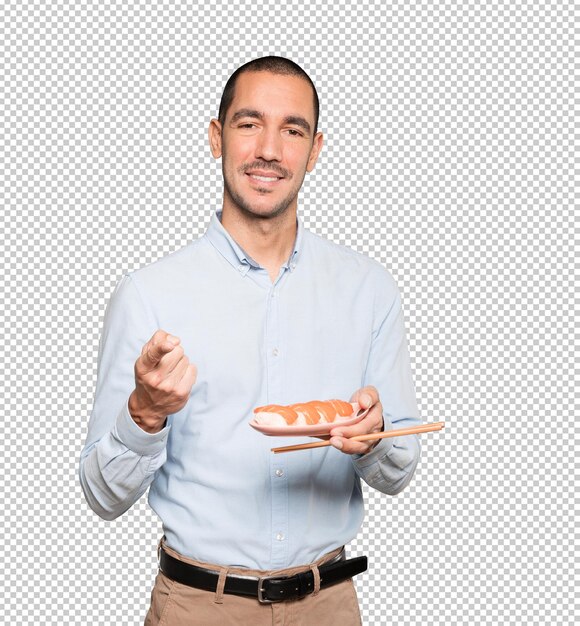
[221,157,306,221]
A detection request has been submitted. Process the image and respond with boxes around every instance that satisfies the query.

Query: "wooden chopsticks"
[271,421,445,454]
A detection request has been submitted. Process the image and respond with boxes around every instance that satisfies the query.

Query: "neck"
[220,205,297,281]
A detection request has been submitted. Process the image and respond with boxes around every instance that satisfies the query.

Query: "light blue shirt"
[79,211,421,569]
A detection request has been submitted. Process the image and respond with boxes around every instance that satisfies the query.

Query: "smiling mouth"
[246,173,283,182]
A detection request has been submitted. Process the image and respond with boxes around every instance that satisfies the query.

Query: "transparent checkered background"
[0,1,576,624]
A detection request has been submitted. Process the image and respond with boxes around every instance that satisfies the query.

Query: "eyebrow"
[229,108,312,134]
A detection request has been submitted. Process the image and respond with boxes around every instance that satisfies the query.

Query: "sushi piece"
[253,399,354,426]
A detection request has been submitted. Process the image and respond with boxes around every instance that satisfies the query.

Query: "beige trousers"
[144,540,363,626]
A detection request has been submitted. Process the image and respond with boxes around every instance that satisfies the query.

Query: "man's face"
[209,71,323,220]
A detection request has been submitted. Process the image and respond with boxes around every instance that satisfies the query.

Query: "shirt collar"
[205,210,303,274]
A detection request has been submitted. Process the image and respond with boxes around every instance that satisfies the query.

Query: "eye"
[239,123,256,129]
[286,129,303,137]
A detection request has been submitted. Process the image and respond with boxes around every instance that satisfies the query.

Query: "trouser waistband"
[158,540,368,604]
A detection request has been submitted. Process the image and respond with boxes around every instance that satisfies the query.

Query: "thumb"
[350,388,374,409]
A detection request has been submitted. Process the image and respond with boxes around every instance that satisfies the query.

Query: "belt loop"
[309,564,321,596]
[214,567,230,604]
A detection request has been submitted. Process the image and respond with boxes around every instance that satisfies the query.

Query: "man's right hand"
[128,330,197,433]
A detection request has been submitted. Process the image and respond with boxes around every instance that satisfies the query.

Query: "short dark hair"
[218,56,319,134]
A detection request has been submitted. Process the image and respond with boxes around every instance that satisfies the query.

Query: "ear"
[306,132,324,172]
[209,119,223,158]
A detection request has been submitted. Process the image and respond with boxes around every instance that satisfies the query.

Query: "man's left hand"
[329,386,385,455]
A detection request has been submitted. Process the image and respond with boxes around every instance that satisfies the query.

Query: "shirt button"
[272,348,279,357]
[276,532,285,541]
[275,469,284,477]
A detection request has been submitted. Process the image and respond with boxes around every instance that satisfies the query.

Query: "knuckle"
[135,358,148,376]
[157,378,174,394]
[149,371,165,388]
[175,388,189,402]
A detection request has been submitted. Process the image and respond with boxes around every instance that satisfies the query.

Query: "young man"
[80,56,422,626]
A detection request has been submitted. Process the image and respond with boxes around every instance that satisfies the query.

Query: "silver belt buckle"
[257,575,283,604]
[257,547,345,603]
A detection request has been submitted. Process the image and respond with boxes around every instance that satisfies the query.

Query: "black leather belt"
[159,546,368,603]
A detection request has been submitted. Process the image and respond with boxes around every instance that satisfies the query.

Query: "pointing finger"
[142,333,180,368]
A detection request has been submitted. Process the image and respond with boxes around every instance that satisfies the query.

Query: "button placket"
[265,286,288,568]
[270,456,288,567]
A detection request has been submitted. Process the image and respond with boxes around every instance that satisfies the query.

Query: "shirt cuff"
[352,435,395,469]
[351,415,394,468]
[114,401,171,456]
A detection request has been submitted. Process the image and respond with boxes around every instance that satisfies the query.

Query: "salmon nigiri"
[253,399,354,426]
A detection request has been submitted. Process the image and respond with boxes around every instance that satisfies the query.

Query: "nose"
[255,127,282,162]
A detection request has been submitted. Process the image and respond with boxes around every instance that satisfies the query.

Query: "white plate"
[249,403,369,437]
